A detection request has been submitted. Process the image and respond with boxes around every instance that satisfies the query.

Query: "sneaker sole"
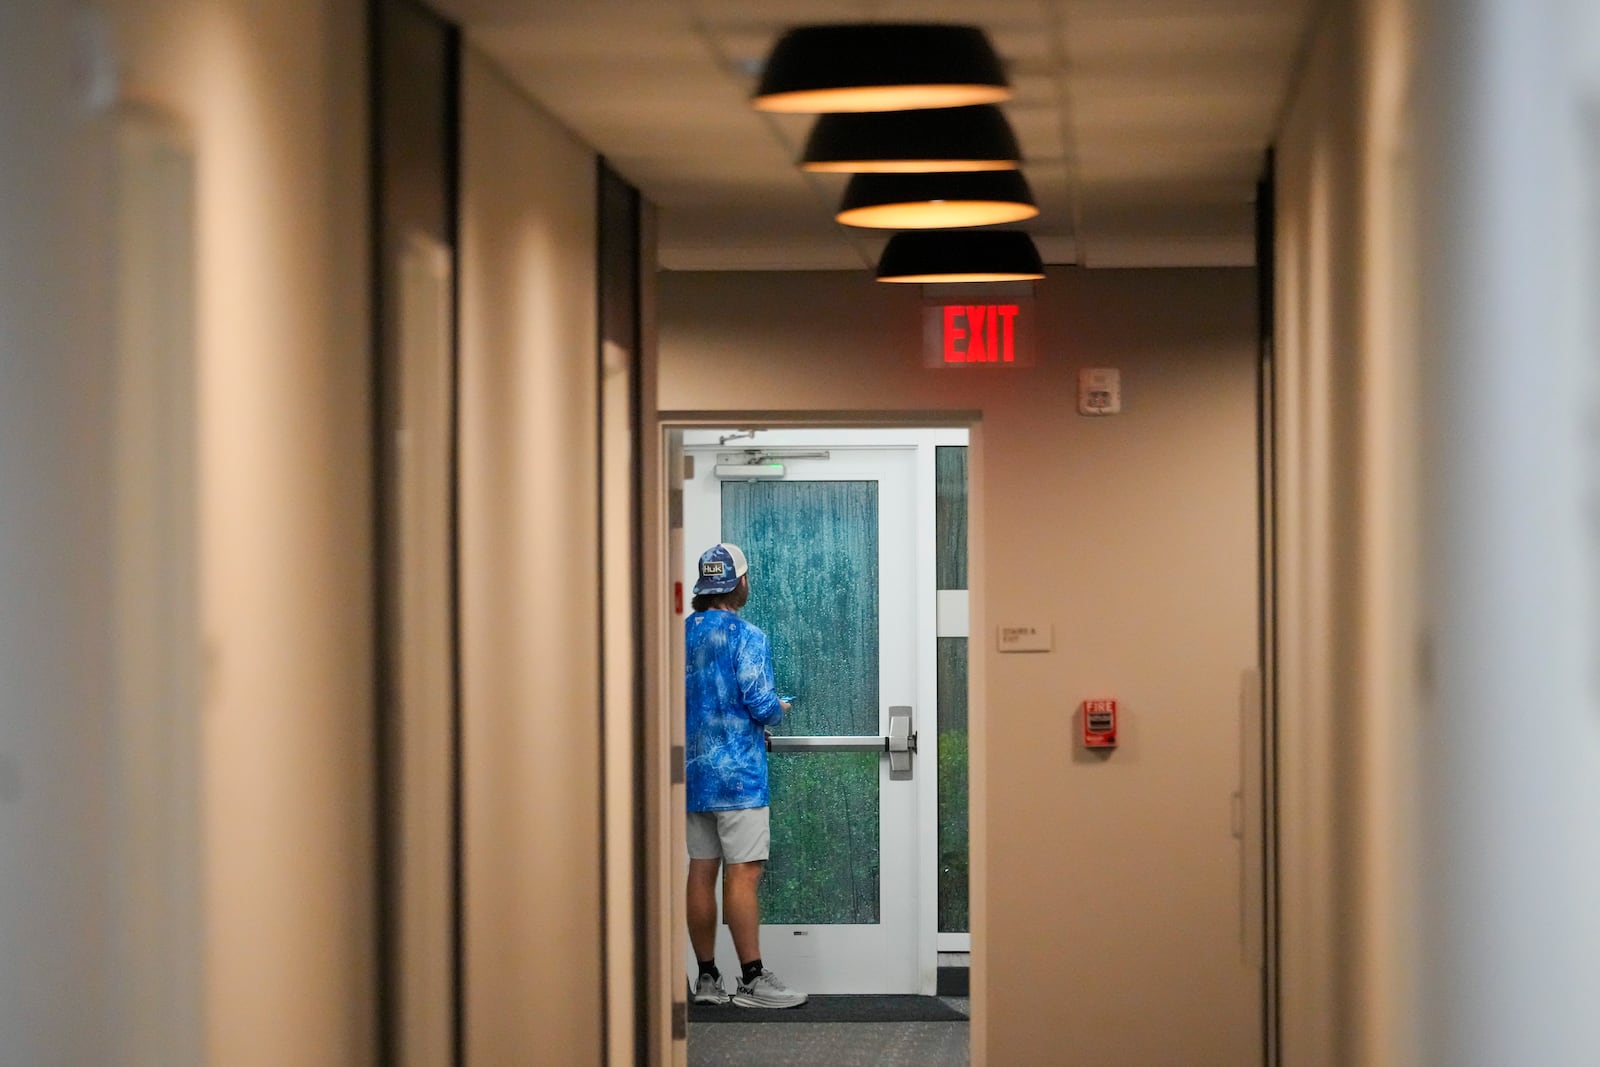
[731,994,807,1009]
[692,995,730,1006]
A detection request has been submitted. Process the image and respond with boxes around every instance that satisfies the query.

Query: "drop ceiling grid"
[1053,0,1306,262]
[446,0,1320,269]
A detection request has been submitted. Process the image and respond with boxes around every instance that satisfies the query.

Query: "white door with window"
[681,430,941,995]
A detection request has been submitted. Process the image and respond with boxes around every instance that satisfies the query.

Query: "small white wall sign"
[997,623,1053,652]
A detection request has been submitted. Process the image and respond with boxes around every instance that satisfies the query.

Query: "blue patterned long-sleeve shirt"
[685,610,786,812]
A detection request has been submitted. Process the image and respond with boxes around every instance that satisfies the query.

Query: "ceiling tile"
[451,0,1317,269]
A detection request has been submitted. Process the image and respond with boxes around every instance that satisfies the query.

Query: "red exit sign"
[922,298,1035,368]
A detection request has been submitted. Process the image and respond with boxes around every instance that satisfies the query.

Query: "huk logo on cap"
[701,561,727,577]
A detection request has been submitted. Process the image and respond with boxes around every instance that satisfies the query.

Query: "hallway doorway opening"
[659,421,978,1062]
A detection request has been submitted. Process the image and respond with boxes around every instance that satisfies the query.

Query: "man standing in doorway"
[685,542,808,1009]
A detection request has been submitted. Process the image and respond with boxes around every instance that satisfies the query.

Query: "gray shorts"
[686,807,770,864]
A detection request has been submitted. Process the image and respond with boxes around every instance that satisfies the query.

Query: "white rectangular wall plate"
[937,590,970,638]
[1078,367,1122,415]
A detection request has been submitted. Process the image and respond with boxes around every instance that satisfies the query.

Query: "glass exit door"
[682,435,925,994]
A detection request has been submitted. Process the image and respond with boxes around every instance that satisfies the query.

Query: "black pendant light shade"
[752,23,1011,113]
[875,231,1045,283]
[801,105,1022,173]
[836,171,1038,229]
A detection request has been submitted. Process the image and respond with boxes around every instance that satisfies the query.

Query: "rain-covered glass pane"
[722,479,880,924]
[936,445,969,589]
[937,638,969,933]
[935,446,970,933]
[764,750,880,925]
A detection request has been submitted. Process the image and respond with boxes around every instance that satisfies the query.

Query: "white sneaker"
[691,973,729,1005]
[732,969,807,1009]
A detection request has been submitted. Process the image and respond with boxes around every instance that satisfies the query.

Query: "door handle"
[766,705,917,782]
[767,736,896,752]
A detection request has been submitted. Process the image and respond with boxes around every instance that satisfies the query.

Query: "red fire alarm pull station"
[1083,699,1118,748]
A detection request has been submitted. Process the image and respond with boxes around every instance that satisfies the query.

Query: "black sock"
[698,959,720,982]
[741,958,764,984]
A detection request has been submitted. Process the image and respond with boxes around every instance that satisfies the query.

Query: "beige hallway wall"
[1,5,123,1061]
[101,1,379,1064]
[1276,1,1600,1064]
[1272,3,1426,1063]
[1275,1,1600,1061]
[458,48,604,1065]
[659,267,1263,1066]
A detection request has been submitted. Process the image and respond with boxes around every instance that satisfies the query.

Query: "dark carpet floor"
[690,994,968,1024]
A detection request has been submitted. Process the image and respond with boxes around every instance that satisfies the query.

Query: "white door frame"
[681,429,957,994]
[650,415,981,1060]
